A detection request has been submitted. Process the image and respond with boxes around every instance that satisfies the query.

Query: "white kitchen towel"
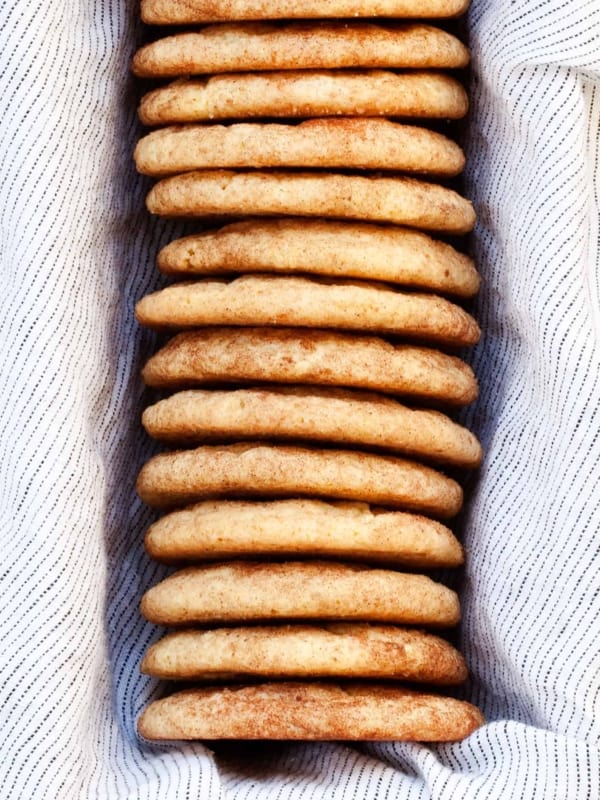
[1,0,599,797]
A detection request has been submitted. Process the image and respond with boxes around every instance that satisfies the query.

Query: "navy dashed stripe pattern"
[1,0,599,797]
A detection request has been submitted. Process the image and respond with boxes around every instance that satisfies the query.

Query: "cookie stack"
[132,0,484,741]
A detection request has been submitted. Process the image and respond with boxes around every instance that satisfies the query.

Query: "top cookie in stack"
[139,0,470,24]
[132,0,484,743]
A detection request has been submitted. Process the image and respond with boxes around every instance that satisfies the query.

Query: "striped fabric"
[1,0,599,796]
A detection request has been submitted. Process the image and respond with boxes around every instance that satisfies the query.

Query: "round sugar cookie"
[141,624,467,683]
[141,328,478,406]
[140,561,460,625]
[135,442,463,515]
[146,171,475,234]
[135,276,480,346]
[144,499,464,567]
[132,23,470,78]
[139,71,469,126]
[157,219,480,298]
[134,119,465,177]
[138,682,484,741]
[141,387,482,467]
[141,0,470,24]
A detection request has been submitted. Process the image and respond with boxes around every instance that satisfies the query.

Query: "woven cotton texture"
[1,0,599,797]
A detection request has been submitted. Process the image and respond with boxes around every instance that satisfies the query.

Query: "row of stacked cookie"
[132,0,484,741]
